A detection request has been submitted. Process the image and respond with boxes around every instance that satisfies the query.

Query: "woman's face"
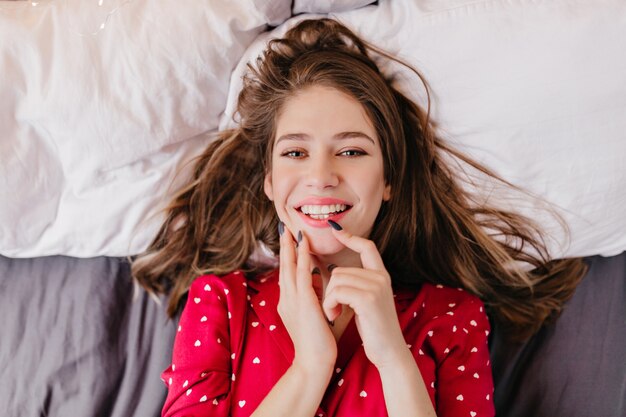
[264,85,390,257]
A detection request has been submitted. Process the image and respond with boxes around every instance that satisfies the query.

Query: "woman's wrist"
[376,346,437,417]
[250,360,333,417]
[291,356,335,385]
[373,343,415,374]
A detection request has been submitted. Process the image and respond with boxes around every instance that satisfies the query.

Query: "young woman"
[133,18,586,417]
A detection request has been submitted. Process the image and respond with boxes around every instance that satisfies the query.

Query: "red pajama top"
[161,269,495,417]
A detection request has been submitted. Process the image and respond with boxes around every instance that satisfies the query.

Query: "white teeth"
[309,213,331,220]
[300,204,347,215]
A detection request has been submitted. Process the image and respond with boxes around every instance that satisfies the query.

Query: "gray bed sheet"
[491,253,626,416]
[1,252,624,417]
[0,256,176,417]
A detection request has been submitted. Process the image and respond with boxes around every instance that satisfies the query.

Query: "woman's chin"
[307,239,344,258]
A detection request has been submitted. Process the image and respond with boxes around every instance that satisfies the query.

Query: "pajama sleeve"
[161,273,246,417]
[433,297,495,417]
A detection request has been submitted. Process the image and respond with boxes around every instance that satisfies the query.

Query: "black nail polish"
[297,230,303,243]
[327,264,337,273]
[311,267,321,275]
[327,220,342,231]
[278,221,284,236]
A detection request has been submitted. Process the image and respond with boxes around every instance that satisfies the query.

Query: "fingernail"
[311,267,321,275]
[327,264,337,273]
[278,221,284,236]
[327,220,342,231]
[297,230,303,243]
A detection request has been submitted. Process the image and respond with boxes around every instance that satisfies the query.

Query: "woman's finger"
[311,267,324,301]
[295,231,313,293]
[324,268,379,300]
[309,254,326,302]
[322,284,365,322]
[278,223,297,294]
[327,220,386,271]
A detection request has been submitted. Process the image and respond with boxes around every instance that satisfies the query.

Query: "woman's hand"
[277,224,337,378]
[322,225,408,370]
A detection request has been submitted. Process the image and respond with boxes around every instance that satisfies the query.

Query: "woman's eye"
[281,150,306,158]
[340,149,366,157]
[280,149,366,158]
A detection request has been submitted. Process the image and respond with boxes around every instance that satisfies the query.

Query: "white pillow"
[0,0,291,257]
[293,0,375,14]
[222,0,626,259]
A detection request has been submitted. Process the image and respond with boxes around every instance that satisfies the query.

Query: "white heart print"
[239,400,246,408]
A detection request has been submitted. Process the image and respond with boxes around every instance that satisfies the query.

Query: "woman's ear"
[264,172,274,201]
[383,184,391,201]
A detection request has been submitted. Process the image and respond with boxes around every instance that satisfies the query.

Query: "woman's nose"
[305,156,339,189]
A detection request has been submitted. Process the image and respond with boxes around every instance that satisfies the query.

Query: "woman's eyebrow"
[276,131,375,144]
[334,131,375,144]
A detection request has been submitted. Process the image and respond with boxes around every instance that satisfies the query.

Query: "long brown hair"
[132,18,586,340]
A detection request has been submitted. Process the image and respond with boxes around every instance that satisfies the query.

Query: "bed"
[1,1,625,416]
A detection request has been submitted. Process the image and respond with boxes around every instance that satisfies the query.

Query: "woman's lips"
[296,207,351,228]
[295,197,352,207]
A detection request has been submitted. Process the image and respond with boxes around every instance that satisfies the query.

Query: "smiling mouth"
[297,204,352,220]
